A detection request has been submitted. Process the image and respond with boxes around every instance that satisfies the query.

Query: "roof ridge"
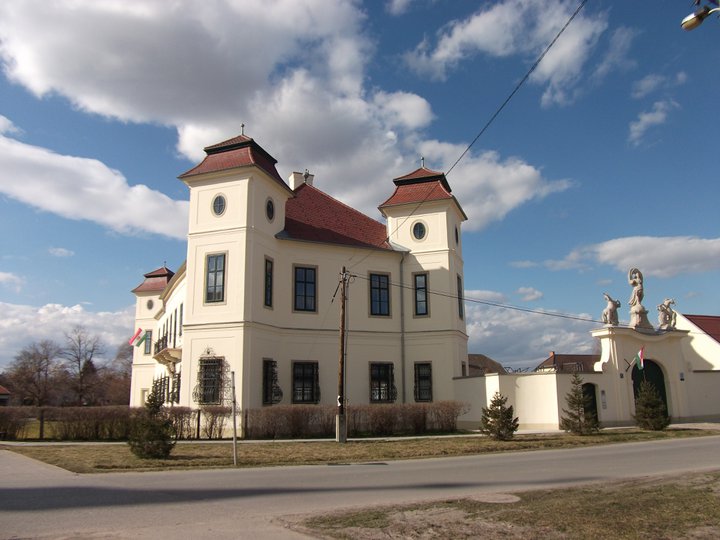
[296,183,385,226]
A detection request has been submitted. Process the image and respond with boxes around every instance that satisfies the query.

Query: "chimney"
[288,169,314,190]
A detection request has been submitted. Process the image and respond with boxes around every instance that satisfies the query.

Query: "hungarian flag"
[634,347,645,370]
[134,332,148,348]
[128,328,143,346]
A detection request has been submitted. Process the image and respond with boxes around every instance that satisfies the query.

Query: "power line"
[351,272,709,335]
[445,0,589,177]
[352,272,603,325]
[348,0,589,271]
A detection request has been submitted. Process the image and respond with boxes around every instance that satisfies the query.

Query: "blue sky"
[1,0,718,370]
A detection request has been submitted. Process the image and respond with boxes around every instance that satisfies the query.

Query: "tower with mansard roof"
[379,165,469,380]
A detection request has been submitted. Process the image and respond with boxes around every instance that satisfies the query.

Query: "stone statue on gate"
[602,293,620,326]
[657,298,677,330]
[627,268,653,330]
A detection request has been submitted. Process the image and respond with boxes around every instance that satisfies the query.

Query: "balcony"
[153,335,182,372]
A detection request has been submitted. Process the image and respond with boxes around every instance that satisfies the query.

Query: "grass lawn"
[295,471,720,539]
[1,428,715,474]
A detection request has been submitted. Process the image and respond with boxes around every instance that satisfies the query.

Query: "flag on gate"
[634,346,645,370]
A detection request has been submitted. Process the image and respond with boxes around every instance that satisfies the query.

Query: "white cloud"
[592,27,637,81]
[0,302,134,370]
[465,289,507,303]
[465,298,595,369]
[0,0,369,133]
[0,271,24,292]
[48,247,74,258]
[517,287,544,301]
[0,131,188,239]
[373,91,434,131]
[0,0,568,233]
[403,0,608,107]
[0,114,20,135]
[631,71,687,99]
[386,0,415,15]
[631,74,665,99]
[628,100,679,146]
[418,141,572,231]
[541,236,720,278]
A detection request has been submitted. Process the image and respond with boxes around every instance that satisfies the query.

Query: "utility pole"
[336,266,350,443]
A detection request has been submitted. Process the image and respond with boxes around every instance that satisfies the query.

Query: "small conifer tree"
[560,373,600,435]
[634,379,670,431]
[128,383,175,459]
[479,392,519,441]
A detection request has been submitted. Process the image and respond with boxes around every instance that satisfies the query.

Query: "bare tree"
[61,326,105,405]
[101,343,133,405]
[4,340,64,405]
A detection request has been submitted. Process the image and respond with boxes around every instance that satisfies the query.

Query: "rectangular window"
[205,253,226,303]
[292,361,319,403]
[414,363,433,402]
[294,266,316,312]
[414,273,429,316]
[370,362,396,403]
[144,330,152,355]
[262,359,282,405]
[369,273,390,316]
[457,274,464,320]
[264,258,273,308]
[179,304,183,336]
[171,373,181,404]
[197,357,223,405]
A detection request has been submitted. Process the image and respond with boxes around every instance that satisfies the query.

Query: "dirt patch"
[288,471,720,539]
[290,504,563,540]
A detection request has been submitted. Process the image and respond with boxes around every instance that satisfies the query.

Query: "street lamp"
[681,2,720,30]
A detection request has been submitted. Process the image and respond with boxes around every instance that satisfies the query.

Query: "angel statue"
[627,268,652,329]
[602,293,620,326]
[657,298,677,330]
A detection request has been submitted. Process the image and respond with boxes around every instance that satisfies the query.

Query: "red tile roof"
[535,353,600,373]
[0,384,9,395]
[179,135,290,193]
[132,266,175,294]
[467,354,507,375]
[394,166,451,188]
[282,184,392,250]
[379,166,466,219]
[380,180,454,207]
[684,314,720,344]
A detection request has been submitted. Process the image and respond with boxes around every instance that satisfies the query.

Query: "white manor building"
[130,134,720,431]
[130,134,468,417]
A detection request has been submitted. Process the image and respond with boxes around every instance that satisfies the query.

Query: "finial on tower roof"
[241,123,245,136]
[421,156,425,168]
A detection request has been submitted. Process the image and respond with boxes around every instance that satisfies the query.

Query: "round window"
[146,299,154,310]
[412,221,426,240]
[212,195,226,216]
[266,198,275,221]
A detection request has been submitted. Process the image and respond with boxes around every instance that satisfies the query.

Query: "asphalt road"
[2,436,720,539]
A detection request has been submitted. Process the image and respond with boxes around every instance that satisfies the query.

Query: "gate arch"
[631,359,668,416]
[582,382,599,423]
